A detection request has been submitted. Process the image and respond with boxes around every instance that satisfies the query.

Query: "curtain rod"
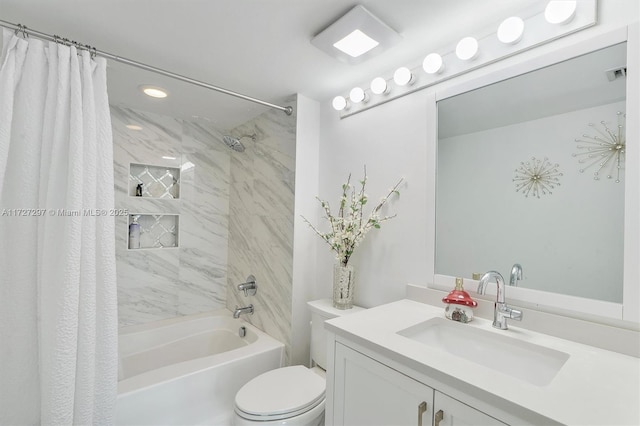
[0,20,294,116]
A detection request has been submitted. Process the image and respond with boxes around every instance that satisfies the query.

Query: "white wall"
[291,94,320,366]
[311,1,639,309]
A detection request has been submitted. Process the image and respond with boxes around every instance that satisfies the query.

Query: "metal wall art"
[573,112,626,183]
[513,157,563,198]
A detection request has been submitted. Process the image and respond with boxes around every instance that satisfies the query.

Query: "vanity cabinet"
[331,343,507,426]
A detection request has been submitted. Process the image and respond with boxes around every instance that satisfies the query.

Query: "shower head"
[222,134,256,153]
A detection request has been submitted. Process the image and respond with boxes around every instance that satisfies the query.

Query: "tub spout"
[233,304,254,319]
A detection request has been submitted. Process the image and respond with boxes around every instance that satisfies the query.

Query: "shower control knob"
[237,275,257,296]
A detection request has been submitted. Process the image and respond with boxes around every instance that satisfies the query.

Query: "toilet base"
[233,399,324,426]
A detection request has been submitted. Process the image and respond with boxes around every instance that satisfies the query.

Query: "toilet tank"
[307,299,365,369]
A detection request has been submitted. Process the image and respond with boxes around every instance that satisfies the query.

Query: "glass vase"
[333,263,355,310]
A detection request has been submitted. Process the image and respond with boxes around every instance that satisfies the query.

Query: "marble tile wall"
[111,106,231,326]
[226,98,297,364]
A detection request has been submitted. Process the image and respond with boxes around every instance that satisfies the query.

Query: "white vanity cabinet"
[331,342,507,426]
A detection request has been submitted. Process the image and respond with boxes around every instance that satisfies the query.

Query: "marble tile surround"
[111,106,231,326]
[226,99,297,364]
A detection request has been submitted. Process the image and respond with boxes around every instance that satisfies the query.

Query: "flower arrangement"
[303,166,403,267]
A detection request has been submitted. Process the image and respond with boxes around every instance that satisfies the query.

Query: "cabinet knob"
[435,409,444,426]
[418,401,428,426]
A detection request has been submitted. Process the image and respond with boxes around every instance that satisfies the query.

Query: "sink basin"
[397,318,569,386]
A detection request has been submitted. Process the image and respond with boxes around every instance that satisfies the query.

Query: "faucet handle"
[508,307,523,321]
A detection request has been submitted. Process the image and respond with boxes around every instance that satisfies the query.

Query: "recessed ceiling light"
[311,5,401,65]
[544,0,577,25]
[456,37,479,61]
[333,30,380,58]
[497,17,525,44]
[140,85,168,98]
[126,124,143,131]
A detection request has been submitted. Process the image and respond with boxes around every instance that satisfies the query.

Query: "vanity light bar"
[333,0,597,114]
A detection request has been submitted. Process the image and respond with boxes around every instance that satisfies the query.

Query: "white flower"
[301,166,402,267]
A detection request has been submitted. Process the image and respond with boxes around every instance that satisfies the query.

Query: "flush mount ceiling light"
[334,30,379,58]
[497,17,525,44]
[456,37,479,61]
[311,5,401,64]
[545,0,577,25]
[140,85,168,98]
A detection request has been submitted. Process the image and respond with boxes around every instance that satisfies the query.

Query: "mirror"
[435,43,627,304]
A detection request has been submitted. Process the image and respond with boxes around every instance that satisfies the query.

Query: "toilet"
[233,299,364,426]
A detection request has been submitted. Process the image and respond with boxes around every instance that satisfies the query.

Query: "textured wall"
[226,100,297,364]
[111,106,231,326]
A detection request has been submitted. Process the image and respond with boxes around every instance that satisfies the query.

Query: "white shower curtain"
[0,29,117,424]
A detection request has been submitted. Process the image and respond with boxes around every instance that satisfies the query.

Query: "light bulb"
[332,96,348,111]
[349,87,366,103]
[393,67,413,86]
[545,0,577,25]
[456,37,479,61]
[497,17,525,44]
[370,77,388,95]
[423,53,444,74]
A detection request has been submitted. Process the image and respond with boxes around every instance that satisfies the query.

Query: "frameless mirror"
[436,43,627,304]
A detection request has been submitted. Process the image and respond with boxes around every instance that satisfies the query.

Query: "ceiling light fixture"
[332,95,348,111]
[393,67,413,86]
[140,85,168,98]
[497,17,525,44]
[544,0,577,25]
[423,53,445,74]
[349,87,367,103]
[126,124,143,131]
[330,0,596,118]
[311,5,401,65]
[456,37,479,61]
[334,30,379,58]
[370,77,389,95]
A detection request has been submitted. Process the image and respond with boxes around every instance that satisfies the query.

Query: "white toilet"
[233,299,364,426]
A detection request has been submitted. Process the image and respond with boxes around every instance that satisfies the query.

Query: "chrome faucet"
[237,275,257,296]
[233,304,254,319]
[509,263,523,287]
[477,271,523,330]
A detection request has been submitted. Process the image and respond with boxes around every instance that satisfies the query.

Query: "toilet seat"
[234,366,325,422]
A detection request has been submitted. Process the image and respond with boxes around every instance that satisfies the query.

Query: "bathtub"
[115,310,284,426]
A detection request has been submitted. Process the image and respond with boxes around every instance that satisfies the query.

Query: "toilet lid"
[235,366,325,421]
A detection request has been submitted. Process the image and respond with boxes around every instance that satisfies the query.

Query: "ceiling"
[439,42,628,139]
[0,0,541,129]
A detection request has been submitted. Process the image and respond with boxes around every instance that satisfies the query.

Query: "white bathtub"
[115,310,284,426]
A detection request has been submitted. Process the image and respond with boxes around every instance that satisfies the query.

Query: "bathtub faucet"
[233,304,254,319]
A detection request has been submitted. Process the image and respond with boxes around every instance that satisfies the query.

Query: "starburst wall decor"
[513,157,563,198]
[573,112,626,183]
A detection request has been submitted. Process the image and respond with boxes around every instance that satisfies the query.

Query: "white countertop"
[325,299,640,426]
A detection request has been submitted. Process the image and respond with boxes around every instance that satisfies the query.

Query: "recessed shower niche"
[129,163,180,199]
[128,214,179,249]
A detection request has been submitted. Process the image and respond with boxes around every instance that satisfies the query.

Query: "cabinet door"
[433,392,507,426]
[333,343,434,426]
